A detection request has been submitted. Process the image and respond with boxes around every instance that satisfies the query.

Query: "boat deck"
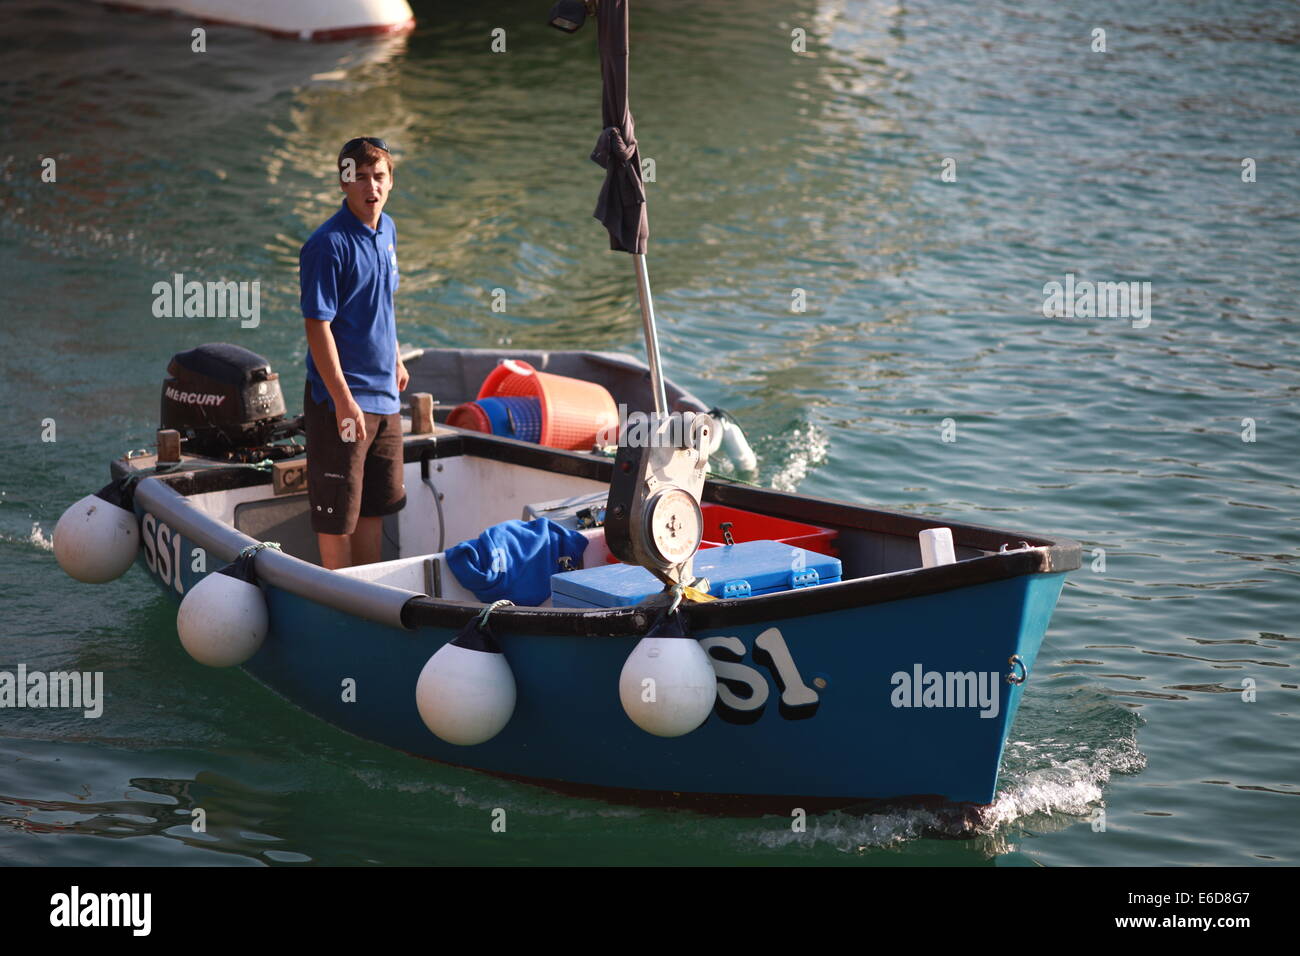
[114,420,1081,637]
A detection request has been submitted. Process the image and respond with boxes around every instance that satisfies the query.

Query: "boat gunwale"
[114,427,1081,636]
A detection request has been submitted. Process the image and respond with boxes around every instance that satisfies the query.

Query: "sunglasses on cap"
[341,136,390,153]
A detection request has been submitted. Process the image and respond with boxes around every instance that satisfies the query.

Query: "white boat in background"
[96,0,415,40]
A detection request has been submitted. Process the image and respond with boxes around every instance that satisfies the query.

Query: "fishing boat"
[52,341,1079,811]
[51,0,1080,811]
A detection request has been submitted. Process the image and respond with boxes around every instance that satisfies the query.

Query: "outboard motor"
[161,343,299,460]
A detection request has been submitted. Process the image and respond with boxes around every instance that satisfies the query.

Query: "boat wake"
[0,521,54,552]
[986,742,1145,829]
[742,688,1145,854]
[745,804,999,854]
[26,521,54,552]
[766,421,830,493]
[349,767,648,822]
[983,687,1146,827]
[364,689,1144,855]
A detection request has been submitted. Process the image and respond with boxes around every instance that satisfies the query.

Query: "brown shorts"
[304,382,406,535]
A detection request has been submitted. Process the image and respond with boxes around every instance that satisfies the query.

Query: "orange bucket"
[477,359,619,451]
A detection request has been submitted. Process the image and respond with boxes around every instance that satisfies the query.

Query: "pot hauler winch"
[604,410,716,593]
[161,343,301,461]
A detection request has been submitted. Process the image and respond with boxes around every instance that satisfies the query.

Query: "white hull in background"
[95,0,415,40]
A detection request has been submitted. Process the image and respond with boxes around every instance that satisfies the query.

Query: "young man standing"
[300,137,409,569]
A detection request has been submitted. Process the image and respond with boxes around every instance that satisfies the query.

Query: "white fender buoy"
[619,611,717,738]
[416,606,516,746]
[53,486,140,583]
[177,558,268,667]
[720,419,758,473]
[707,408,758,473]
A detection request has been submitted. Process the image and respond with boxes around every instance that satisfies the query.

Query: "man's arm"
[305,318,367,443]
[395,340,409,393]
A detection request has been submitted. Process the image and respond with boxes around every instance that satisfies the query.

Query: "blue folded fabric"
[445,517,589,606]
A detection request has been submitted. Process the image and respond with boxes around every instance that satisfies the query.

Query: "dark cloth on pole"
[590,0,648,255]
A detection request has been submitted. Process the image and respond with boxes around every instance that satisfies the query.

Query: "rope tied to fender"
[477,599,514,632]
[666,582,684,615]
[238,541,282,559]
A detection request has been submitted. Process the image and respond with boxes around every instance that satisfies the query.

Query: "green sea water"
[0,0,1296,865]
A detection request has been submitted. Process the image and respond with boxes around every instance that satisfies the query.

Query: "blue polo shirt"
[300,200,401,414]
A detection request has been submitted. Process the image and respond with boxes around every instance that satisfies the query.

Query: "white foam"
[21,522,54,551]
[739,736,1147,852]
[768,422,829,493]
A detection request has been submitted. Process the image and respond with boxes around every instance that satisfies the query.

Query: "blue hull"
[136,530,1064,805]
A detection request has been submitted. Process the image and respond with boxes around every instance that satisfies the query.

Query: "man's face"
[340,158,392,221]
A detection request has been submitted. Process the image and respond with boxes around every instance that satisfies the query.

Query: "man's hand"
[337,394,368,444]
[396,359,410,393]
[305,318,367,442]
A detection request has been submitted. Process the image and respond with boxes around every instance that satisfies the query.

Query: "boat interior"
[122,345,1075,617]
[163,423,1017,609]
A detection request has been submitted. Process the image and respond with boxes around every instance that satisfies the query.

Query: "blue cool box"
[551,540,842,609]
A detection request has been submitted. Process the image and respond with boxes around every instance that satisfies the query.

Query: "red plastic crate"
[595,505,838,564]
[699,504,838,557]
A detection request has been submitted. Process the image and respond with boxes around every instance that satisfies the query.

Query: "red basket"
[477,359,619,451]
